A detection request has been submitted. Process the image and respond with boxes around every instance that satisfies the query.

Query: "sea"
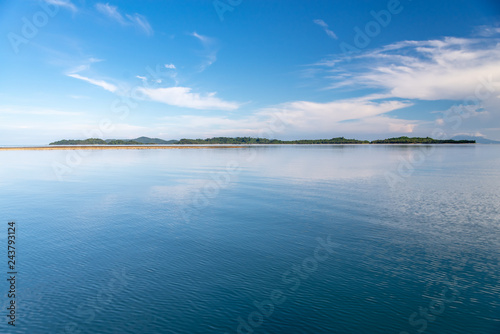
[0,144,499,334]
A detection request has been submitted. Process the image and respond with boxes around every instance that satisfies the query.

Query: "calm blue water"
[0,145,499,334]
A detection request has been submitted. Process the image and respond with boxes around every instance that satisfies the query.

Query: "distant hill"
[130,137,179,144]
[451,135,500,144]
[370,136,475,144]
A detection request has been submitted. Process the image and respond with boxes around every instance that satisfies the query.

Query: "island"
[0,136,476,151]
[370,136,475,144]
[48,136,475,146]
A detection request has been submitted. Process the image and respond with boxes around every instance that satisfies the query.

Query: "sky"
[1,0,500,144]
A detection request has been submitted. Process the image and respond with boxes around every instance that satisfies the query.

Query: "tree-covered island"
[370,136,475,144]
[49,136,475,145]
[49,139,142,145]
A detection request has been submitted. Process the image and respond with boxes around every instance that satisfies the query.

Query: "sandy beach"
[0,145,243,151]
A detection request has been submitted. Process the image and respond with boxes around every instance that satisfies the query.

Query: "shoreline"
[0,143,480,151]
[0,145,243,151]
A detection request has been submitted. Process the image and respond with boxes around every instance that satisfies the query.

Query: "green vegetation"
[50,137,179,145]
[370,136,475,144]
[106,140,142,145]
[49,136,475,145]
[451,135,500,144]
[50,138,141,145]
[177,137,368,144]
[122,137,178,144]
[50,138,108,145]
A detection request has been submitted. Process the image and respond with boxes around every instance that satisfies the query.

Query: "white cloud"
[257,97,415,135]
[138,87,239,110]
[435,118,445,126]
[191,32,211,44]
[191,32,217,71]
[453,132,485,137]
[165,64,176,69]
[125,13,153,36]
[153,96,418,139]
[474,25,500,37]
[136,75,161,84]
[314,19,338,39]
[428,101,496,139]
[433,104,489,118]
[66,57,104,74]
[304,30,500,140]
[321,36,500,101]
[199,53,217,71]
[96,3,153,36]
[96,3,124,23]
[45,0,77,13]
[67,73,118,92]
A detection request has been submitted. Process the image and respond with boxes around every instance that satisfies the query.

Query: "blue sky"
[1,0,500,144]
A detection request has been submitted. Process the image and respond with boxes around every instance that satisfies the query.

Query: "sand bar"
[0,145,243,151]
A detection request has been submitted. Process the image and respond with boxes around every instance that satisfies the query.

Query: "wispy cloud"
[67,73,118,92]
[191,32,211,44]
[69,95,90,100]
[95,3,153,36]
[136,75,162,84]
[64,57,117,92]
[473,25,500,37]
[191,32,218,71]
[125,13,153,36]
[164,64,176,69]
[314,19,338,39]
[45,0,77,13]
[138,87,239,110]
[96,3,124,23]
[317,35,500,101]
[304,29,500,140]
[67,57,103,74]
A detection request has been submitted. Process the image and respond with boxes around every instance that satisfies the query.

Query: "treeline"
[177,137,368,144]
[50,138,107,145]
[371,136,475,144]
[50,138,142,145]
[107,140,143,145]
[49,136,475,145]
